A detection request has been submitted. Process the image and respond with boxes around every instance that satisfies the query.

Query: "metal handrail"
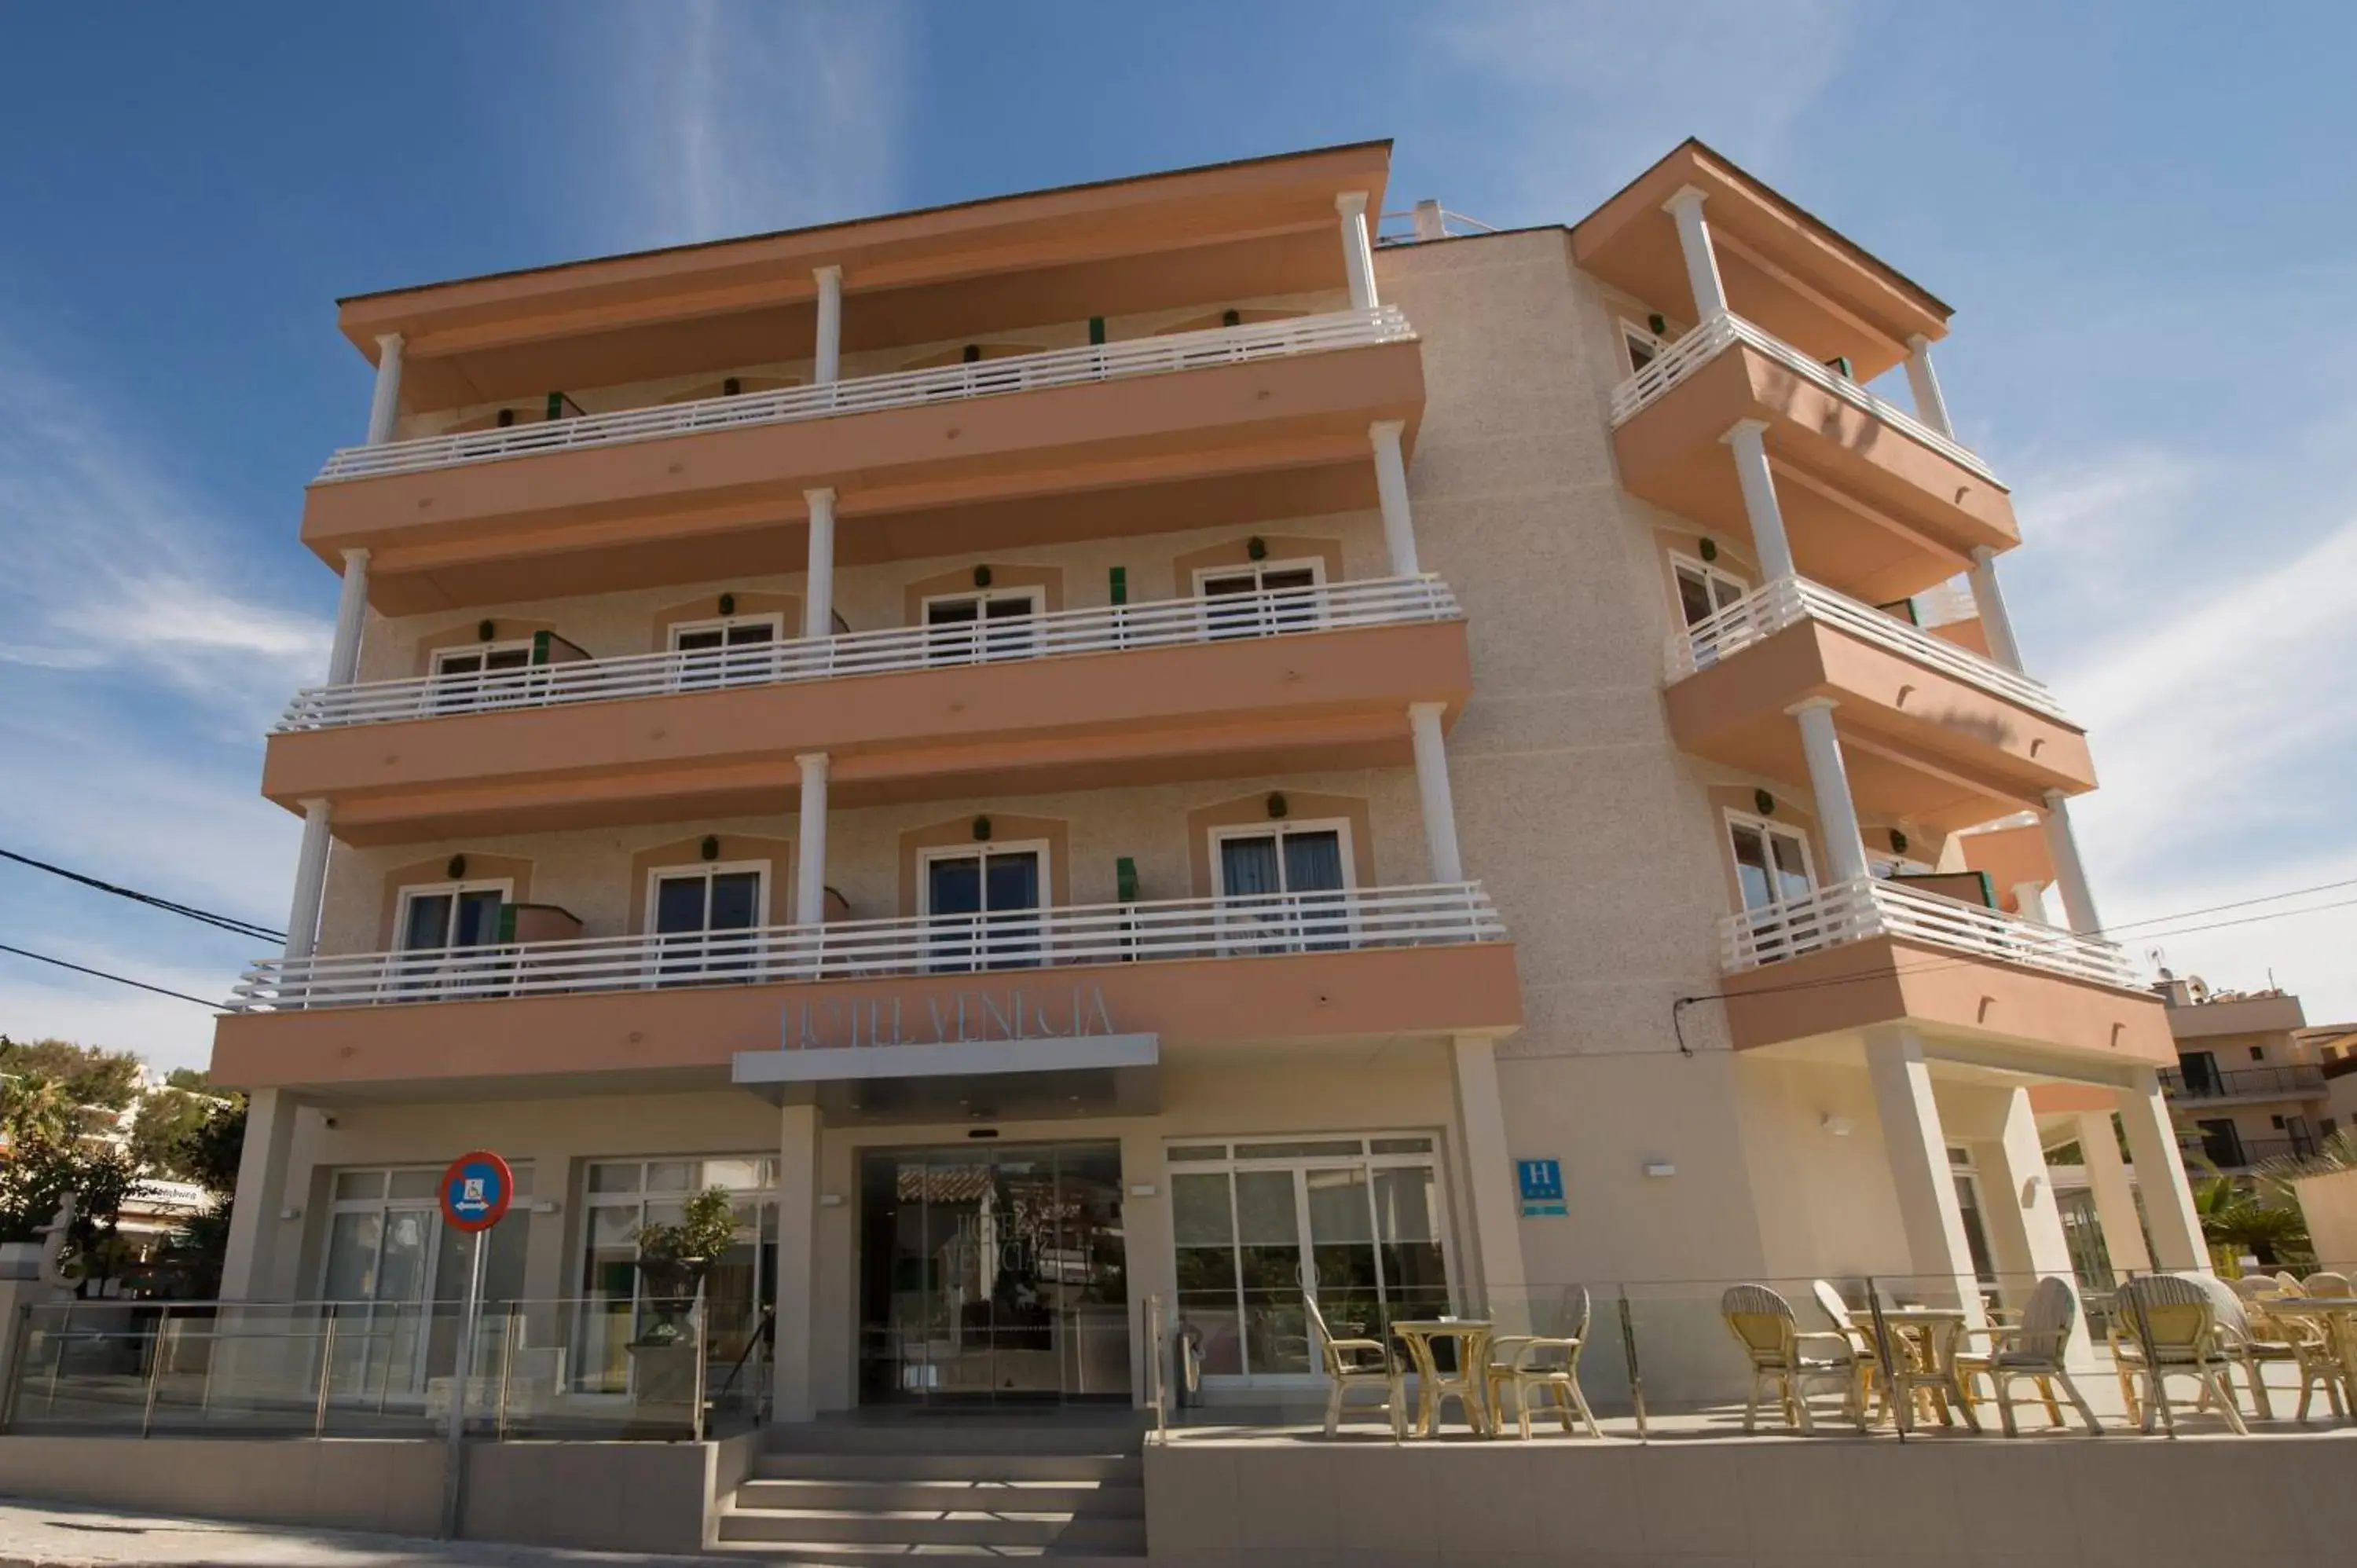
[1720,876,2142,988]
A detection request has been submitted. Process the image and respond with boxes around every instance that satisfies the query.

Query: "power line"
[2099,876,2357,937]
[0,943,222,1009]
[0,848,284,944]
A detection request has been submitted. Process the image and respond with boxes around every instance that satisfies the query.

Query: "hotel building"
[210,137,2207,1425]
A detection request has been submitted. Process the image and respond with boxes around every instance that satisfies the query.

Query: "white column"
[364,332,405,446]
[284,800,333,962]
[2117,1067,2209,1272]
[1966,546,2025,672]
[324,548,372,687]
[1864,1027,1983,1312]
[812,266,842,386]
[1450,1035,1527,1311]
[217,1087,300,1300]
[772,1102,821,1421]
[2074,1109,2153,1276]
[1336,191,1379,312]
[1407,702,1464,884]
[2040,789,2102,937]
[802,488,837,640]
[1663,186,1730,321]
[1723,419,1797,581]
[1369,419,1420,577]
[795,753,830,926]
[1904,335,1955,438]
[1789,698,1869,883]
[1985,1089,2095,1368]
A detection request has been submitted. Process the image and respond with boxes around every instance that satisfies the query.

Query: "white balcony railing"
[313,306,1417,483]
[1720,876,2140,989]
[226,882,1507,1013]
[1607,312,1996,483]
[1666,574,2072,723]
[275,576,1461,731]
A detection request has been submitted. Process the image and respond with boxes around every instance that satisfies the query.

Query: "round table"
[2256,1295,2357,1412]
[1868,1305,1979,1433]
[1390,1319,1494,1437]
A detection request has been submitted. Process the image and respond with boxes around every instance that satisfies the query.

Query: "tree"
[2195,1175,2312,1269]
[0,1035,143,1109]
[127,1086,220,1178]
[163,1067,210,1090]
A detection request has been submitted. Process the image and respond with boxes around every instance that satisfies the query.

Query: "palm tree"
[2194,1175,2312,1270]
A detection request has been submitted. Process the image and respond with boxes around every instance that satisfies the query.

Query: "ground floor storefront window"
[1169,1134,1452,1383]
[577,1156,777,1395]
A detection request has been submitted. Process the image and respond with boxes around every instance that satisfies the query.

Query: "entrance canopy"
[731,1032,1160,1123]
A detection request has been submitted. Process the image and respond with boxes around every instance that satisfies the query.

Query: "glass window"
[1729,818,1814,910]
[922,846,1044,973]
[576,1155,779,1397]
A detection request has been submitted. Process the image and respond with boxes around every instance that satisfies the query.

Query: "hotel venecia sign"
[783,984,1119,1051]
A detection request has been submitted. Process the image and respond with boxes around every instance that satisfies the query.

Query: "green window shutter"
[1109,566,1127,606]
[545,390,564,421]
[497,903,517,943]
[1088,317,1105,346]
[531,629,552,665]
[1116,857,1138,903]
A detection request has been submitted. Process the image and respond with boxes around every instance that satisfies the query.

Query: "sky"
[1,1,2352,1072]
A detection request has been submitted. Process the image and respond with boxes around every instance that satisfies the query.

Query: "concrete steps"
[713,1420,1146,1562]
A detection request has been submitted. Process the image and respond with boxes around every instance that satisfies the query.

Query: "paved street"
[0,1500,724,1568]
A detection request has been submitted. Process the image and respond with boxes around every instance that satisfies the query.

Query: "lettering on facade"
[784,985,1118,1050]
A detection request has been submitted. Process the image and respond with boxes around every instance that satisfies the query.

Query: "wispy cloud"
[586,0,916,248]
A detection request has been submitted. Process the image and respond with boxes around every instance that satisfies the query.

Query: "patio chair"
[2108,1273,2245,1434]
[1721,1284,1868,1434]
[1809,1280,1888,1422]
[1952,1277,2103,1436]
[2228,1276,2278,1302]
[2273,1272,2308,1296]
[2203,1277,2344,1423]
[1484,1286,1604,1440]
[2300,1272,2354,1298]
[1303,1291,1405,1439]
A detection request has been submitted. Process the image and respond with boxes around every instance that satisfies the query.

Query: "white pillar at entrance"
[284,800,333,963]
[1336,191,1379,312]
[1904,335,1956,438]
[2117,1067,2209,1271]
[1408,702,1464,884]
[2074,1108,2153,1276]
[217,1088,300,1300]
[1369,419,1420,577]
[364,332,405,446]
[794,753,829,927]
[802,488,837,640]
[1723,419,1797,582]
[1663,186,1730,321]
[2040,790,2103,937]
[772,1103,822,1422]
[1987,1088,2095,1369]
[1864,1027,1983,1313]
[1450,1035,1527,1311]
[1967,546,2026,672]
[1789,698,1870,884]
[812,266,843,386]
[325,548,372,688]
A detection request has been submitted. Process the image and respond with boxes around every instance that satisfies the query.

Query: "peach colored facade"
[210,137,2201,1428]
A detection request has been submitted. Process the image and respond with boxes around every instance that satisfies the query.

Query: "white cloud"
[588,0,916,248]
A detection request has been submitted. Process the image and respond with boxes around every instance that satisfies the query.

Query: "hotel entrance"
[856,1142,1131,1404]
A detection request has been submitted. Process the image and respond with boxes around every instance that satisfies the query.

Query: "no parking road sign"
[439,1149,514,1233]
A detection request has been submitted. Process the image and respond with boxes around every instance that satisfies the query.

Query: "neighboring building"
[207,137,2199,1424]
[2154,978,2327,1171]
[2304,1020,2357,1141]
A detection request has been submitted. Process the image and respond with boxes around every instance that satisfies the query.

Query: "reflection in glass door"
[858,1143,1129,1403]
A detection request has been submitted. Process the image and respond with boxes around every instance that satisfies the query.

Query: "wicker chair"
[2300,1272,2354,1298]
[2109,1273,2245,1434]
[1952,1276,2102,1435]
[1484,1287,1604,1440]
[2202,1277,2344,1423]
[1304,1291,1405,1438]
[1721,1284,1868,1434]
[1809,1280,1889,1421]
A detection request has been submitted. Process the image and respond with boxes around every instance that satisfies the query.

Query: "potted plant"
[625,1186,737,1421]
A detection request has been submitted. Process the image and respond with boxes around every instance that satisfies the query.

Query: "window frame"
[1208,818,1358,955]
[915,838,1054,973]
[1619,317,1671,376]
[1722,809,1816,910]
[665,611,788,651]
[918,585,1044,664]
[641,859,772,985]
[1667,550,1752,631]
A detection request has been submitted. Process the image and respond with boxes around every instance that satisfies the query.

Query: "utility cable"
[0,942,223,1009]
[0,848,284,943]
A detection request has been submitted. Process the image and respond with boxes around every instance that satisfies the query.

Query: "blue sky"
[2,1,2353,1071]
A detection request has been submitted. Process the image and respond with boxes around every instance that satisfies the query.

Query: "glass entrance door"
[857,1143,1129,1404]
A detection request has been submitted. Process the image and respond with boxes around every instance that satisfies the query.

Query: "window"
[388,879,511,997]
[2249,1045,2267,1062]
[669,614,785,690]
[1195,559,1325,640]
[922,588,1039,664]
[577,1156,776,1396]
[1167,1134,1453,1385]
[1620,319,1670,376]
[645,863,766,984]
[1211,821,1353,953]
[430,641,534,711]
[1670,553,1750,632]
[2195,1118,2245,1168]
[1947,1147,1998,1291]
[919,841,1047,972]
[1726,815,1813,911]
[2179,1050,2221,1096]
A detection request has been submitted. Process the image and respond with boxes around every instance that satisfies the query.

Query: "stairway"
[713,1418,1147,1563]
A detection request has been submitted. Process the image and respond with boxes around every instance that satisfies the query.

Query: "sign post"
[436,1150,513,1541]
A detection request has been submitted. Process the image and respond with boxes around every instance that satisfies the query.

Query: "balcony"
[1610,314,2015,604]
[301,309,1425,614]
[1714,877,2173,1067]
[2160,1063,2328,1103]
[208,883,1520,1097]
[1663,574,2095,830]
[262,577,1470,843]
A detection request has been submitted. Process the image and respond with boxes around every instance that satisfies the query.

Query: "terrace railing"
[1720,876,2142,989]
